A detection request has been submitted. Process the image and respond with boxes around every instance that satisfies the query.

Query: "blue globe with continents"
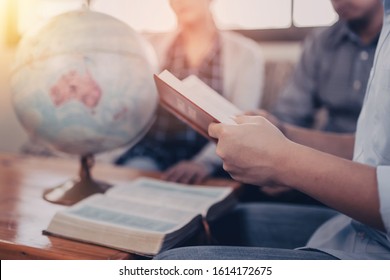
[10,9,158,157]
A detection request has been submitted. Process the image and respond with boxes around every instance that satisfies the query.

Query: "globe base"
[43,155,111,205]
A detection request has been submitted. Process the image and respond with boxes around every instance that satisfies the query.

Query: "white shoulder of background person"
[142,31,180,72]
[220,31,265,111]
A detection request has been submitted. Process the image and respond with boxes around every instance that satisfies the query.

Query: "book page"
[106,177,233,217]
[181,75,242,124]
[157,70,242,125]
[46,177,235,255]
[57,193,199,234]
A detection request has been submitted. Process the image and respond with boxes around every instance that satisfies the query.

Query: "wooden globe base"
[43,155,111,206]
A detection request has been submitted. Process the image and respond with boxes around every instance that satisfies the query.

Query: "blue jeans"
[154,203,339,260]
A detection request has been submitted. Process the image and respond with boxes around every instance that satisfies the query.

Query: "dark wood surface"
[0,153,239,260]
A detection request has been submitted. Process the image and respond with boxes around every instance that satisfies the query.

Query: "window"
[293,0,338,27]
[212,0,292,30]
[16,0,338,37]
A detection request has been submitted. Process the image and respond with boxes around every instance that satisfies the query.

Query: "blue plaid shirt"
[273,20,379,133]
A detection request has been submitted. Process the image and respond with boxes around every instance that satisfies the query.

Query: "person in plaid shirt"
[116,0,264,184]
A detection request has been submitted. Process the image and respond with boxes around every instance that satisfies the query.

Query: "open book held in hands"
[154,70,242,139]
[44,177,237,256]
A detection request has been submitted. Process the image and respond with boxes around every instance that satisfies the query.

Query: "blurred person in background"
[115,0,265,184]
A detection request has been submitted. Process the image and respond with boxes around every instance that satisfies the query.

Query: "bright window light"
[17,0,177,34]
[93,0,177,33]
[17,0,81,34]
[17,0,339,35]
[293,0,338,27]
[212,0,292,29]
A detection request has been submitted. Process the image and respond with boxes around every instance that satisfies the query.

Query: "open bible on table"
[154,69,242,140]
[44,177,237,256]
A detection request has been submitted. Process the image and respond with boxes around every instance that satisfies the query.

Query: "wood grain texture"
[0,153,239,259]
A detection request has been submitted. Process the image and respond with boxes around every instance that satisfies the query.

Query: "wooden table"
[0,153,239,260]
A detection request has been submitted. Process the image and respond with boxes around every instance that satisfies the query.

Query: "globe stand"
[43,155,111,205]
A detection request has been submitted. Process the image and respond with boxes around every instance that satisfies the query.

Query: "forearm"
[209,116,382,230]
[282,123,355,159]
[280,141,384,231]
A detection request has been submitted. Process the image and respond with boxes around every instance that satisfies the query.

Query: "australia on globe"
[10,8,158,157]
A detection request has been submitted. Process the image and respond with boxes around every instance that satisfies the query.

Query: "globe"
[9,8,158,205]
[10,8,158,156]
